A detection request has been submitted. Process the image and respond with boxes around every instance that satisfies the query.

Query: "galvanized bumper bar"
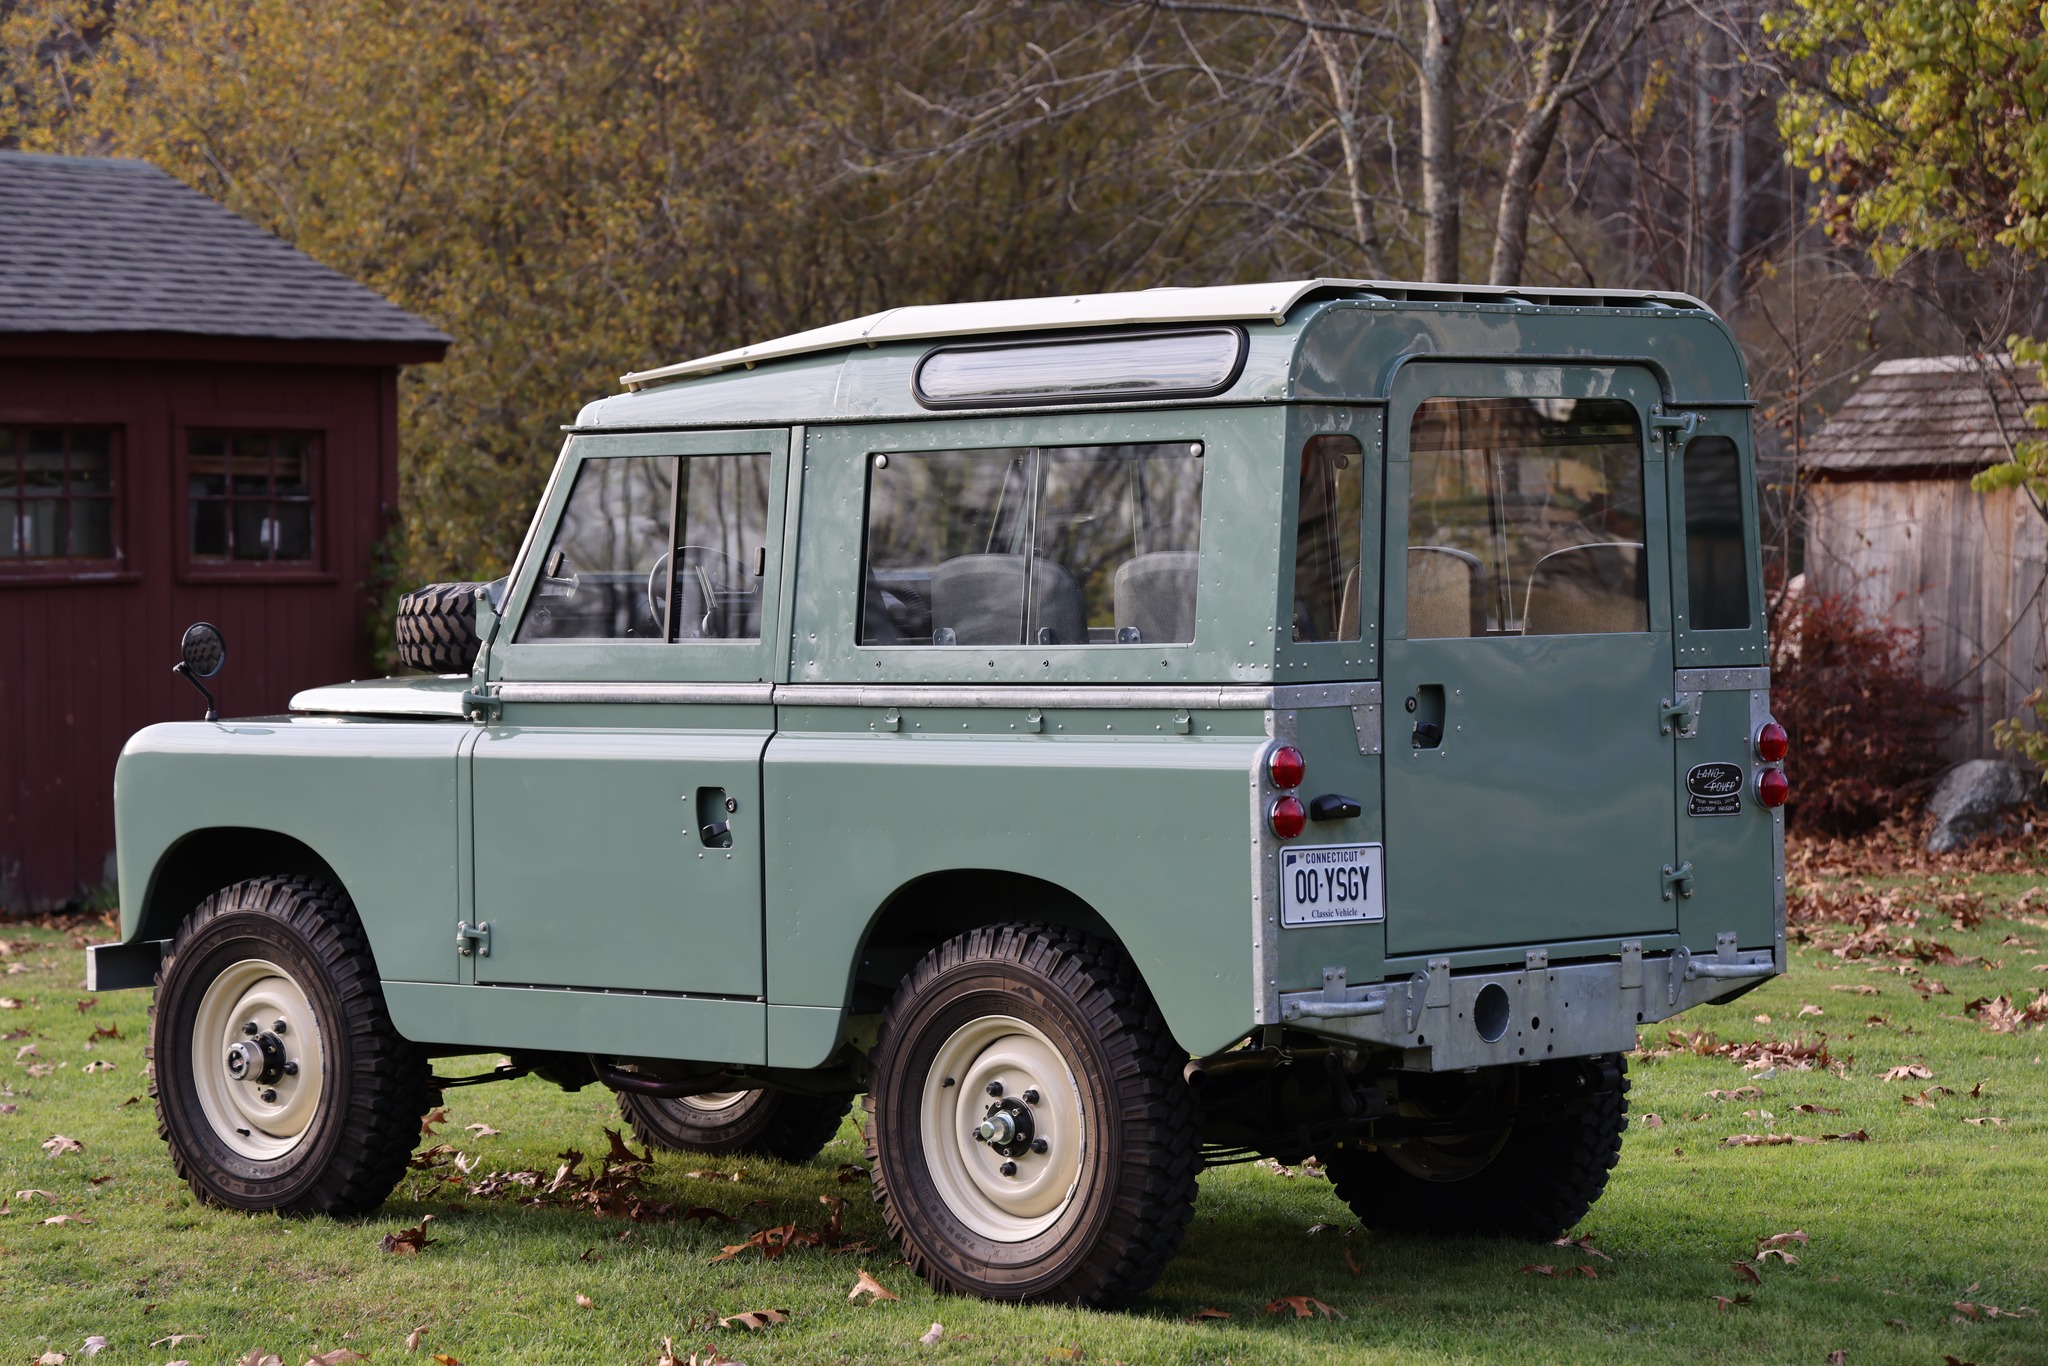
[1278,941,1775,1072]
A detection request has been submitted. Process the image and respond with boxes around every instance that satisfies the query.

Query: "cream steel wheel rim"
[919,1014,1085,1242]
[190,958,325,1161]
[675,1090,750,1113]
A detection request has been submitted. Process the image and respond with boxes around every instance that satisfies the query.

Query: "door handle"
[1407,684,1446,749]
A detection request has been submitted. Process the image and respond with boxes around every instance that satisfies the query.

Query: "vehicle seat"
[1113,551,1198,644]
[1406,546,1486,638]
[930,554,1087,646]
[1522,542,1647,635]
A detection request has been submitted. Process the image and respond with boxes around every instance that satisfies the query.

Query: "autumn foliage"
[1769,591,1964,834]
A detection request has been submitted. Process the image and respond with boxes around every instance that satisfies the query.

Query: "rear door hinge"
[1659,695,1698,737]
[1651,410,1700,442]
[1660,862,1696,902]
[456,920,492,958]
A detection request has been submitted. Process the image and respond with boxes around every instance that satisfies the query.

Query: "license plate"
[1279,843,1385,927]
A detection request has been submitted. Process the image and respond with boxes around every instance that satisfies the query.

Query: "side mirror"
[173,621,226,721]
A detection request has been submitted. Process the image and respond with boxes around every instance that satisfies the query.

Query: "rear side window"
[860,442,1204,646]
[1291,433,1365,642]
[1680,436,1751,630]
[516,453,770,642]
[1406,397,1646,637]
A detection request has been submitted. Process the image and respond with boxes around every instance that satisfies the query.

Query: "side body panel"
[116,718,467,982]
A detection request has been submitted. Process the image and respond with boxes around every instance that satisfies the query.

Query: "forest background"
[2,0,2045,647]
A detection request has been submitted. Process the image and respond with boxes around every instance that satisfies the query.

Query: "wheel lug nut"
[1022,1088,1040,1105]
[1032,1138,1048,1154]
[283,1061,299,1076]
[272,1020,288,1035]
[986,1081,1003,1097]
[260,1088,278,1103]
[999,1161,1018,1177]
[242,1022,259,1036]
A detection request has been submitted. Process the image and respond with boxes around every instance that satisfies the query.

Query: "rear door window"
[1679,435,1751,631]
[1291,433,1365,642]
[860,442,1204,646]
[1406,398,1647,637]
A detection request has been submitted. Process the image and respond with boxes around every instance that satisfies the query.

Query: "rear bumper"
[1277,939,1776,1071]
[85,940,166,992]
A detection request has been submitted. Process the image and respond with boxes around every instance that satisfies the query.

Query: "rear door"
[1380,364,1679,955]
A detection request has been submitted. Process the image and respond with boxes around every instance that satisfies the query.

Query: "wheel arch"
[137,828,349,946]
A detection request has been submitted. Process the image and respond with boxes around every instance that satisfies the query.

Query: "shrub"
[1769,592,1964,834]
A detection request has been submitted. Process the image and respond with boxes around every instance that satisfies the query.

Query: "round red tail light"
[1756,767,1790,809]
[1269,795,1307,839]
[1755,721,1789,763]
[1268,745,1306,790]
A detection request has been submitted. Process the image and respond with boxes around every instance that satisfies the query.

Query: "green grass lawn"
[3,865,2045,1366]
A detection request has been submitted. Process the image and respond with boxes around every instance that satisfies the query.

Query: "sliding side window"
[860,442,1204,646]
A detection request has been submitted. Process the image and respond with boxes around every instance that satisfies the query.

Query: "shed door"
[1380,366,1679,955]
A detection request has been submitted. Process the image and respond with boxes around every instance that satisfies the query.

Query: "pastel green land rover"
[95,279,1788,1309]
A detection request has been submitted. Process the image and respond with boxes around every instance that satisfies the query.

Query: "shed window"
[860,442,1204,646]
[188,433,317,564]
[0,427,117,563]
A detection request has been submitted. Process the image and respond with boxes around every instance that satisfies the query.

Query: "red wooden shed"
[0,151,448,912]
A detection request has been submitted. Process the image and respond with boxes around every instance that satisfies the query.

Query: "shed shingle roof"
[0,151,449,350]
[1804,355,2047,475]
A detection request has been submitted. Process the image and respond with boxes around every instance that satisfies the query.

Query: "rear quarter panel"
[117,718,467,983]
[763,709,1265,1062]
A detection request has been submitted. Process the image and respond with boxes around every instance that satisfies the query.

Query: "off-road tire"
[1322,1055,1629,1240]
[149,875,430,1215]
[395,581,486,674]
[618,1088,853,1163]
[865,924,1199,1308]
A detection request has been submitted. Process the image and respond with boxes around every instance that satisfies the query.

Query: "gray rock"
[1925,759,2039,853]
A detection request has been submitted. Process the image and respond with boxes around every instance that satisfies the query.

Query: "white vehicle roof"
[618,278,1708,390]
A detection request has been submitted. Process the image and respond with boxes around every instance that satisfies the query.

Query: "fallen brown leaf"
[849,1269,899,1304]
[717,1309,789,1331]
[1799,1004,1824,1017]
[1963,1116,2007,1126]
[574,1293,593,1309]
[236,1353,283,1366]
[304,1351,368,1365]
[919,1322,946,1344]
[404,1326,426,1353]
[150,1336,205,1349]
[379,1214,436,1255]
[1705,1087,1763,1101]
[1343,1244,1363,1276]
[464,1123,501,1137]
[40,1134,83,1156]
[1732,1262,1763,1286]
[431,1356,461,1366]
[1756,1230,1809,1253]
[1553,1235,1614,1261]
[680,1206,737,1225]
[1709,1294,1753,1310]
[41,1212,92,1225]
[1827,1351,1846,1365]
[1792,1103,1843,1115]
[1641,1113,1665,1128]
[1881,1064,1933,1082]
[1186,1308,1231,1322]
[1261,1295,1345,1319]
[1518,1264,1558,1277]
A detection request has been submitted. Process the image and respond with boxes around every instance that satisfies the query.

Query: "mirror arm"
[172,661,218,722]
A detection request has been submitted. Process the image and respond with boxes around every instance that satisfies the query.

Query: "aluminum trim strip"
[775,684,1282,710]
[1674,666,1770,692]
[494,683,777,706]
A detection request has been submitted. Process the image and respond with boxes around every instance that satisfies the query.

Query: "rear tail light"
[1268,745,1306,789]
[1756,767,1790,809]
[1754,721,1788,763]
[1269,795,1307,839]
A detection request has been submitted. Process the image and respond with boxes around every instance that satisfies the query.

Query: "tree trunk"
[1418,0,1466,281]
[1487,0,1573,285]
[1301,0,1390,277]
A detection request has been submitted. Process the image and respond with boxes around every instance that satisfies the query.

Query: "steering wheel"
[646,546,754,638]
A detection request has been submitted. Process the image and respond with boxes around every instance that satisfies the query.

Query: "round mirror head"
[181,622,226,679]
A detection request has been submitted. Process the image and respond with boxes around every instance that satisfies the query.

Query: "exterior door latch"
[1651,410,1700,442]
[1658,696,1698,737]
[456,920,491,958]
[1660,862,1696,902]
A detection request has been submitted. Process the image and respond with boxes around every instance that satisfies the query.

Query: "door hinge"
[456,920,491,958]
[1660,862,1696,902]
[461,688,501,724]
[1658,695,1698,737]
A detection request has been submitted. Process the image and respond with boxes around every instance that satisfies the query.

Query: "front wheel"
[866,924,1199,1308]
[1321,1055,1629,1240]
[617,1088,852,1162]
[150,876,429,1214]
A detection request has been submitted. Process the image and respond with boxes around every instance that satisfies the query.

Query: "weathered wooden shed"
[0,150,447,911]
[1803,355,2048,759]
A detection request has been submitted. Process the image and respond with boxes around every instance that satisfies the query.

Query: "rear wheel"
[866,924,1199,1308]
[150,876,429,1215]
[617,1088,852,1163]
[1321,1056,1628,1239]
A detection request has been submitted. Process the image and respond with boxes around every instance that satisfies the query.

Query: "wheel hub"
[189,958,324,1162]
[919,1014,1085,1243]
